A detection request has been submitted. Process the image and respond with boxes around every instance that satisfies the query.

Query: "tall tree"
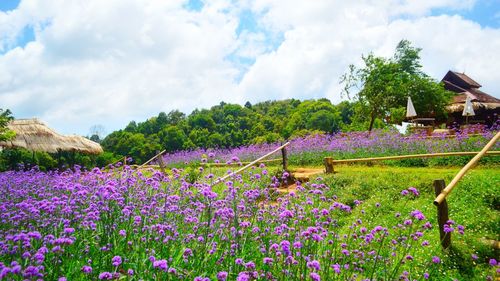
[341,39,452,131]
[0,109,15,142]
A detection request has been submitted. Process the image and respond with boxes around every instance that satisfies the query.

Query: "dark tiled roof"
[441,70,482,91]
[443,80,467,93]
[452,71,481,88]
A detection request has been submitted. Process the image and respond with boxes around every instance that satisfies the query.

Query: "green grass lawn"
[315,165,499,280]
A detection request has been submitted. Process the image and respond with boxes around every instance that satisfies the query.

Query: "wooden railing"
[210,142,290,187]
[432,131,499,249]
[137,150,167,173]
[201,158,282,167]
[433,131,500,205]
[324,150,500,173]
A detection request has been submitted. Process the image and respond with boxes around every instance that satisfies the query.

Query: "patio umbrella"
[406,96,417,119]
[462,96,475,124]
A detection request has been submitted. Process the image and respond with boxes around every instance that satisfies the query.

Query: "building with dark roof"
[441,71,499,126]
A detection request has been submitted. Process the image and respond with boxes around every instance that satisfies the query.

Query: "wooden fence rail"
[432,131,500,249]
[324,150,500,173]
[434,131,500,205]
[140,150,166,167]
[200,158,282,167]
[210,142,290,187]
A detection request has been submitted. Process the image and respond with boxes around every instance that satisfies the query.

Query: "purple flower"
[98,272,113,280]
[410,210,425,220]
[489,259,498,266]
[23,266,41,278]
[119,230,126,236]
[0,268,10,279]
[245,261,255,269]
[280,240,291,256]
[401,189,409,196]
[443,224,454,233]
[82,266,92,274]
[63,227,75,234]
[236,272,249,281]
[28,231,42,240]
[332,264,341,274]
[153,259,168,271]
[217,271,228,281]
[310,272,321,281]
[263,257,274,265]
[112,256,122,267]
[184,248,193,257]
[293,241,302,249]
[166,267,176,274]
[11,265,21,274]
[134,215,142,224]
[424,272,430,279]
[127,269,134,275]
[235,258,244,265]
[408,187,420,196]
[432,256,441,264]
[307,260,320,271]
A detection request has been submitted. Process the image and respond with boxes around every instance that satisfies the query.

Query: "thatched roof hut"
[441,71,500,126]
[0,118,103,154]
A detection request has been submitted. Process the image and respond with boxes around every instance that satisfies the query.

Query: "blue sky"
[431,0,500,28]
[0,0,19,11]
[1,0,499,135]
[2,0,498,59]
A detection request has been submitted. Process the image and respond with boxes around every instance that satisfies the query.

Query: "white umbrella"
[462,96,475,116]
[406,96,417,118]
[462,95,475,125]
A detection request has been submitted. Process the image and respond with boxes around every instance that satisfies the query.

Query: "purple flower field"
[1,126,499,280]
[1,162,498,280]
[160,126,500,166]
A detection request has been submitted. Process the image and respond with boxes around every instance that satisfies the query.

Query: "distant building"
[441,71,500,126]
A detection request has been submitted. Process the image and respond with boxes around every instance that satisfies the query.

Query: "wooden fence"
[210,142,290,187]
[201,158,282,167]
[324,150,500,173]
[323,135,500,249]
[432,131,500,249]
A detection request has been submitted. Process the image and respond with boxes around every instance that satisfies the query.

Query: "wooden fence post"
[123,156,127,166]
[324,157,334,173]
[156,150,166,174]
[434,179,451,249]
[281,146,288,171]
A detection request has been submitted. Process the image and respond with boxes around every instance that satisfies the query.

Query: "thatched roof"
[446,101,500,113]
[0,118,103,154]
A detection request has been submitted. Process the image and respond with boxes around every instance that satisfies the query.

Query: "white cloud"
[0,0,498,135]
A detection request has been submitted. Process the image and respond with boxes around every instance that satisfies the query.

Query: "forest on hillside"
[100,40,453,164]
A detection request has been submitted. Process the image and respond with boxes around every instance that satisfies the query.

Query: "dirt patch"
[291,168,323,182]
